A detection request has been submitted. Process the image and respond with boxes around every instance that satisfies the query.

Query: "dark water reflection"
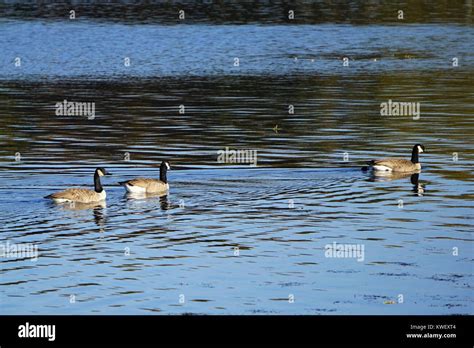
[0,0,472,24]
[1,73,473,177]
[0,6,473,314]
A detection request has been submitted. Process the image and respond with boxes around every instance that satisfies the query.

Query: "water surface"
[0,4,473,314]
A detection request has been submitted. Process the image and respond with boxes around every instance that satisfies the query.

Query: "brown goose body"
[45,168,111,203]
[119,161,170,194]
[368,144,425,173]
[121,178,169,193]
[370,158,421,172]
[47,188,106,203]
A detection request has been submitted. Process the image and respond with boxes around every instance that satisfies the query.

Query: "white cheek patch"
[417,146,424,153]
[166,163,170,170]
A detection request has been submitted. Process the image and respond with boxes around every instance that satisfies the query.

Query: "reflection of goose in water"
[367,170,418,182]
[58,201,107,211]
[159,195,171,210]
[125,192,171,210]
[367,171,425,196]
[125,191,168,200]
[410,173,425,196]
[55,201,108,229]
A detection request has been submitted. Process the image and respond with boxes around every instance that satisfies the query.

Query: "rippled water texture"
[0,1,473,314]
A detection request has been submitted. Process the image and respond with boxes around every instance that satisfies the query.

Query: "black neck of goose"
[94,171,103,193]
[160,164,168,184]
[411,147,419,164]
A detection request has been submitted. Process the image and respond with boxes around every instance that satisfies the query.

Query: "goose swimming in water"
[119,161,170,194]
[365,144,425,173]
[45,168,111,203]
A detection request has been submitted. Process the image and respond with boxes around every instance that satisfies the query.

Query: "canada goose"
[119,161,170,194]
[366,144,425,173]
[45,168,111,203]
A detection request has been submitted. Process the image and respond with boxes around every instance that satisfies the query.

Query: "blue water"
[0,9,473,315]
[1,21,473,79]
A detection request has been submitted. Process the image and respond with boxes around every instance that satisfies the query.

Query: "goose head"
[96,168,112,176]
[160,161,171,171]
[414,144,425,154]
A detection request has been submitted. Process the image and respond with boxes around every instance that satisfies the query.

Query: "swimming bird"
[45,168,111,203]
[119,161,170,194]
[365,144,425,173]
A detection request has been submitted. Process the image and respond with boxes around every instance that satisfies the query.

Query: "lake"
[0,1,473,315]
